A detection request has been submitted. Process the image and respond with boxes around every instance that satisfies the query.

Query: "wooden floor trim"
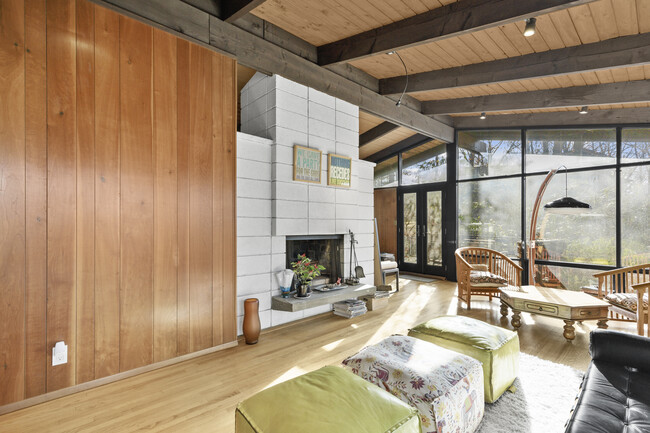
[0,341,238,416]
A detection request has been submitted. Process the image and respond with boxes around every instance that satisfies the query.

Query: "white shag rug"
[475,353,584,433]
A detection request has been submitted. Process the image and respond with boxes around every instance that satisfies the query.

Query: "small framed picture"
[293,145,322,183]
[328,154,351,187]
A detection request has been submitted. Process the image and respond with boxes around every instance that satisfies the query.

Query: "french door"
[398,186,445,276]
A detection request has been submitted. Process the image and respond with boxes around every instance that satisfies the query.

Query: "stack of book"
[333,299,367,318]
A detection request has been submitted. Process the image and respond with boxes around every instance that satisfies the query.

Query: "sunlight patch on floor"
[264,366,308,389]
[322,338,344,352]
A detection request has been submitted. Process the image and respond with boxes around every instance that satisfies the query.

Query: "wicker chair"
[455,247,522,310]
[594,264,650,336]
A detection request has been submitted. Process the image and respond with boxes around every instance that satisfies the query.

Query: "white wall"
[236,73,375,334]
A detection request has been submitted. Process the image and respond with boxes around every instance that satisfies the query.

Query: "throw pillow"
[605,292,649,312]
[469,270,508,287]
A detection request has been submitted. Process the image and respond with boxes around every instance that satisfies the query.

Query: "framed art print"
[293,145,322,183]
[328,154,351,187]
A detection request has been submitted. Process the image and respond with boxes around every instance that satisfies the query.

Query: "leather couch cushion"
[235,365,421,433]
[408,315,519,403]
[565,360,650,433]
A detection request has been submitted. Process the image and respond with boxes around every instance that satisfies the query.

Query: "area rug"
[475,352,584,433]
[400,274,438,283]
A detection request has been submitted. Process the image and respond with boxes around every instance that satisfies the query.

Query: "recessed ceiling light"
[524,18,537,37]
[579,106,588,114]
[480,112,487,120]
[387,51,396,55]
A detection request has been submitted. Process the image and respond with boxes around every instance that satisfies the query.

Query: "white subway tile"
[271,253,286,272]
[357,177,374,193]
[273,181,309,201]
[309,219,336,234]
[237,273,271,296]
[358,191,374,207]
[336,203,359,220]
[309,88,335,108]
[269,126,309,148]
[354,160,375,180]
[237,292,272,317]
[336,126,358,147]
[309,135,335,154]
[309,118,336,141]
[238,178,271,200]
[336,111,358,133]
[237,159,271,181]
[309,101,335,124]
[274,218,308,235]
[272,89,308,116]
[238,255,271,276]
[238,217,272,237]
[272,163,294,183]
[237,134,272,163]
[272,236,286,254]
[274,108,309,134]
[238,236,272,257]
[273,199,308,219]
[335,188,358,205]
[276,75,308,98]
[271,309,305,327]
[309,185,336,203]
[237,198,271,218]
[336,219,359,234]
[309,202,335,219]
[336,98,358,116]
[272,144,295,166]
[335,142,358,159]
[358,205,374,221]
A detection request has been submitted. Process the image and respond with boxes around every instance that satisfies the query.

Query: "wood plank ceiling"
[251,0,650,160]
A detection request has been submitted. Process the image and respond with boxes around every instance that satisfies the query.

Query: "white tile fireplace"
[235,73,376,334]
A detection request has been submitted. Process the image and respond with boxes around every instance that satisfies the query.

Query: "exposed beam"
[422,80,650,115]
[359,122,399,147]
[381,33,650,95]
[452,107,650,129]
[88,0,454,142]
[317,0,596,66]
[221,0,267,23]
[366,134,431,163]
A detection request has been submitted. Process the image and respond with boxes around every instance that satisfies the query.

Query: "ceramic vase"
[243,298,260,344]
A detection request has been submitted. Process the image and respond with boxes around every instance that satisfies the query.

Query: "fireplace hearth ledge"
[271,284,376,312]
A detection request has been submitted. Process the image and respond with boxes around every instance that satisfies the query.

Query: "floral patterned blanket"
[342,335,484,433]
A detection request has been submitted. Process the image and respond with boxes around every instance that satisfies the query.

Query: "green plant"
[291,254,325,285]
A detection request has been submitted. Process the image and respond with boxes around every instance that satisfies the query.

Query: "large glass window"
[401,141,447,185]
[621,128,650,163]
[526,129,616,172]
[374,156,398,188]
[458,177,521,257]
[533,265,598,291]
[621,165,650,265]
[526,170,616,266]
[458,130,521,179]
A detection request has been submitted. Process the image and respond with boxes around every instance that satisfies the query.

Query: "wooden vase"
[243,298,261,345]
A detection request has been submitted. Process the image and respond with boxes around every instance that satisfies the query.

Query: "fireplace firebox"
[286,235,344,287]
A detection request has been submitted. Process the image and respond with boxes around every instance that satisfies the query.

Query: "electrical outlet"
[52,341,67,366]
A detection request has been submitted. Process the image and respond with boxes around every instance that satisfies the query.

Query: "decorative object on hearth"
[242,298,261,345]
[293,145,322,183]
[333,299,367,318]
[528,165,592,283]
[290,254,325,298]
[347,230,365,285]
[276,269,295,298]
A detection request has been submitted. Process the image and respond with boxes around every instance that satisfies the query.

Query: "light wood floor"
[0,278,638,432]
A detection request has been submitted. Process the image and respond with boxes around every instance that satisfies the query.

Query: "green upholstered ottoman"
[408,315,519,403]
[235,366,421,433]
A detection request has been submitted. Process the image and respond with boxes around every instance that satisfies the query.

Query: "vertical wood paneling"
[189,45,214,352]
[94,4,120,379]
[212,54,224,346]
[176,39,191,356]
[46,0,77,392]
[119,16,154,372]
[75,0,96,384]
[0,0,237,406]
[24,0,48,399]
[153,28,179,362]
[221,58,237,343]
[0,0,26,406]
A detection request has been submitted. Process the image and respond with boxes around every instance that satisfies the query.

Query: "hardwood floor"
[0,278,638,432]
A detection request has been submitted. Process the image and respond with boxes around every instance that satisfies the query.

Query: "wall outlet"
[52,341,67,366]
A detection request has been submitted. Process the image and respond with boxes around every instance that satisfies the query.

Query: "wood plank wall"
[0,0,237,406]
[374,188,398,257]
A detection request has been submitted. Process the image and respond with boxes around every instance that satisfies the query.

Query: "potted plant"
[291,254,325,297]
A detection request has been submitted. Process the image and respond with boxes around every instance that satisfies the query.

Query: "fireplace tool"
[346,230,365,285]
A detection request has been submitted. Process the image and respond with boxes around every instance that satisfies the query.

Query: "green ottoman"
[408,315,519,403]
[235,366,421,433]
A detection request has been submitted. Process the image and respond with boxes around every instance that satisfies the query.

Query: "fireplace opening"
[286,235,344,287]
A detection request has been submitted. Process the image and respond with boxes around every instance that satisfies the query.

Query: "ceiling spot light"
[524,18,537,37]
[579,106,588,114]
[387,51,409,107]
[387,51,396,55]
[480,112,487,119]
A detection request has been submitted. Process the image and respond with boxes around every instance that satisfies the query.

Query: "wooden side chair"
[594,264,650,336]
[455,247,522,310]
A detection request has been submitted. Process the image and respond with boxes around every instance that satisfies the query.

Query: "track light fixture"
[387,51,408,107]
[480,112,487,120]
[524,18,537,37]
[579,106,588,114]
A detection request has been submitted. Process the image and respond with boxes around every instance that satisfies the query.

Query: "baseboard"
[0,340,239,416]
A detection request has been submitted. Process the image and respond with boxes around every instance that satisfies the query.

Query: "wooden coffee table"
[499,285,610,341]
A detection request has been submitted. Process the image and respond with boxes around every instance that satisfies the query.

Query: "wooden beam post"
[423,80,650,115]
[365,134,431,163]
[317,0,597,66]
[221,0,267,23]
[359,122,399,147]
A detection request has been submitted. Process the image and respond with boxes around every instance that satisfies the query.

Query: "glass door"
[398,187,445,275]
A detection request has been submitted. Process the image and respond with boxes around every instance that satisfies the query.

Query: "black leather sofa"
[564,329,650,433]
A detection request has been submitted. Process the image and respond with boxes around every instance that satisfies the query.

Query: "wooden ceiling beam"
[220,0,267,23]
[359,122,399,147]
[453,107,650,129]
[317,0,597,66]
[422,80,650,115]
[365,134,431,163]
[381,33,650,96]
[88,0,454,142]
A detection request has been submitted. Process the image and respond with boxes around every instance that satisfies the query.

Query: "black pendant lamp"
[543,165,592,215]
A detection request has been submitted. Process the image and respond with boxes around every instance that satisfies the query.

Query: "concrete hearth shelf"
[271,284,376,312]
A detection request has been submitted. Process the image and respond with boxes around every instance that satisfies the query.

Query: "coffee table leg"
[563,320,576,341]
[500,301,509,318]
[597,319,608,329]
[511,310,521,329]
